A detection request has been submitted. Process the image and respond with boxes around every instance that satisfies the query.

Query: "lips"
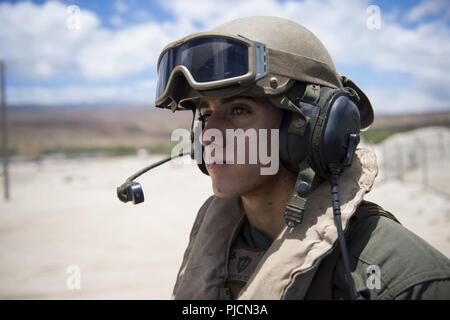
[204,157,233,171]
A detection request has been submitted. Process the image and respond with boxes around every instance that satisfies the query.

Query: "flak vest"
[173,148,380,299]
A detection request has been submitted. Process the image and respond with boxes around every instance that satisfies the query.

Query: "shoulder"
[333,201,450,300]
[172,195,216,296]
[181,195,217,259]
[191,195,216,235]
[198,195,216,216]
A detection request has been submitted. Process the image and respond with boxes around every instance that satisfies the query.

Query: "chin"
[211,183,241,198]
[207,164,263,199]
[209,173,243,198]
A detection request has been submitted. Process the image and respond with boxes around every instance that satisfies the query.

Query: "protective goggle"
[155,33,268,108]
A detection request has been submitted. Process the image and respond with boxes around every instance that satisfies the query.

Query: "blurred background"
[0,0,449,299]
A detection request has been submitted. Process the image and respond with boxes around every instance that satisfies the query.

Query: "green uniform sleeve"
[332,213,450,300]
[394,279,450,300]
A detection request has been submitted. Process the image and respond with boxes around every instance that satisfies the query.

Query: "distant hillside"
[6,106,192,158]
[3,106,450,158]
[371,111,450,130]
[362,110,450,144]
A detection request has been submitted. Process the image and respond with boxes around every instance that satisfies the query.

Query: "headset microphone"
[116,151,191,204]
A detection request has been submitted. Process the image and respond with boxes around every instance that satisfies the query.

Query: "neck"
[240,166,297,240]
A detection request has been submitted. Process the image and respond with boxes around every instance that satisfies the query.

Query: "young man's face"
[198,96,283,198]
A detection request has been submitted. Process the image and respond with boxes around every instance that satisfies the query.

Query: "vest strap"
[284,166,319,227]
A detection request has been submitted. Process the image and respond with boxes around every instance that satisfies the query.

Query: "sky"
[0,0,449,114]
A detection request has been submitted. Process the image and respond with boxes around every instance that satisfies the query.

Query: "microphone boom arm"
[117,151,190,204]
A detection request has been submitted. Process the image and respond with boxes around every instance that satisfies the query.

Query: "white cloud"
[0,1,177,81]
[0,1,100,80]
[109,15,125,27]
[163,0,450,113]
[405,0,450,23]
[161,0,450,83]
[367,85,450,115]
[161,0,450,113]
[1,0,449,113]
[114,0,128,15]
[8,80,156,106]
[75,22,171,79]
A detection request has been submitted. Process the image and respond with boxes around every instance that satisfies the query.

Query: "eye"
[231,105,250,116]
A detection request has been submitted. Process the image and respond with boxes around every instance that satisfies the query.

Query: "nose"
[200,112,227,148]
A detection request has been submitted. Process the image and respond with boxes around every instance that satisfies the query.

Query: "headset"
[280,82,362,178]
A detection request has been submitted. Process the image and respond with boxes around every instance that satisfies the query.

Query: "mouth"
[205,159,232,169]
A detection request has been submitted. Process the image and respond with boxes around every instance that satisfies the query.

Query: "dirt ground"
[0,154,212,299]
[0,132,449,299]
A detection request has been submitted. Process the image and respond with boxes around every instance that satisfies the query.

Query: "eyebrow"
[197,96,256,111]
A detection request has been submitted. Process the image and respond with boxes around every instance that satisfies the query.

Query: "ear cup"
[279,111,310,173]
[314,94,361,177]
[278,100,321,173]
